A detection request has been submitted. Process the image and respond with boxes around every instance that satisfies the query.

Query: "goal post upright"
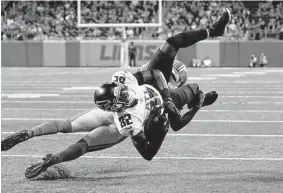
[77,0,163,67]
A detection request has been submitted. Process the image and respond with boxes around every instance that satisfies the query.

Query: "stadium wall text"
[2,40,283,67]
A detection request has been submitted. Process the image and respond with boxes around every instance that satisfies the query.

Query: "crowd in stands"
[1,1,283,40]
[163,1,283,40]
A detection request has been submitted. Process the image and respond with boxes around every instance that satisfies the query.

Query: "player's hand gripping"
[163,98,180,117]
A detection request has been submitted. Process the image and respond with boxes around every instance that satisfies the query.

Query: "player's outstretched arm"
[169,107,200,132]
[131,126,168,161]
[169,90,203,131]
[131,131,154,161]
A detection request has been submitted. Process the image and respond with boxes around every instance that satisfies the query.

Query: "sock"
[166,29,208,50]
[29,120,72,137]
[56,139,88,163]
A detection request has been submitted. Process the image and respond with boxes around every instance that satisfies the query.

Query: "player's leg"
[133,57,136,67]
[25,124,127,179]
[169,83,200,110]
[82,124,127,152]
[1,119,72,151]
[170,83,218,110]
[28,107,108,135]
[145,9,231,82]
[1,108,114,151]
[70,108,114,132]
[130,55,134,67]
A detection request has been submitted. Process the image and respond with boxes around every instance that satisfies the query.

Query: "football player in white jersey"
[24,78,173,179]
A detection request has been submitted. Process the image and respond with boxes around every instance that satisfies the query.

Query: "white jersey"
[260,55,268,64]
[250,55,257,63]
[113,84,163,137]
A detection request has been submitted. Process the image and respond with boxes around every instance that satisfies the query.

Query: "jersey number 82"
[118,114,133,128]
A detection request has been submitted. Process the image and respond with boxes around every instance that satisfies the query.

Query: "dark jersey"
[128,45,137,56]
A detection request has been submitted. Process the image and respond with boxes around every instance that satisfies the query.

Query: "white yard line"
[2,132,283,137]
[2,100,283,104]
[221,96,283,98]
[1,154,283,161]
[3,94,283,99]
[220,101,283,104]
[2,81,282,85]
[1,118,283,122]
[1,100,94,103]
[2,85,283,88]
[2,108,283,113]
[2,87,283,90]
[1,108,89,111]
[2,90,283,94]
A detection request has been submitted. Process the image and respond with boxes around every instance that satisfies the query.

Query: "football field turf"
[1,67,283,193]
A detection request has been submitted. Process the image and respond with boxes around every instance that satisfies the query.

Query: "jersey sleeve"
[114,113,143,137]
[138,62,149,72]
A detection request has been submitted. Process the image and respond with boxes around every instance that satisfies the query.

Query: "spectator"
[249,54,257,68]
[202,56,212,68]
[192,58,201,67]
[128,41,137,67]
[259,53,268,67]
[279,27,283,40]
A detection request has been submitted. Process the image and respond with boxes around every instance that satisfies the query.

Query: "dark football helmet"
[94,82,135,112]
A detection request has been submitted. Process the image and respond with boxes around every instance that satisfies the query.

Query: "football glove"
[163,97,180,116]
[144,108,169,143]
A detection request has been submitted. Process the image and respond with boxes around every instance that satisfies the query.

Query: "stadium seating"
[1,1,283,40]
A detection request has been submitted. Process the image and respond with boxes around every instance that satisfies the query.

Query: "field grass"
[1,67,283,193]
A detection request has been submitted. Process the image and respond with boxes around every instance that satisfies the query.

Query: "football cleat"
[1,130,31,151]
[202,91,218,107]
[25,154,59,179]
[190,90,218,109]
[209,8,231,37]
